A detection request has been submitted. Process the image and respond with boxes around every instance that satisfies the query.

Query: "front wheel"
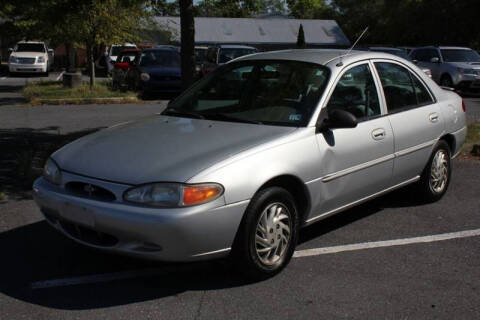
[417,140,451,202]
[232,187,299,279]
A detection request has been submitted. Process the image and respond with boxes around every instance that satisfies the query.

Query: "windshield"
[111,46,123,57]
[139,50,180,67]
[16,43,45,53]
[441,49,480,62]
[164,60,330,127]
[218,48,257,64]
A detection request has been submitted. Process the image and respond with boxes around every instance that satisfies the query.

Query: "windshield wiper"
[162,108,205,119]
[202,112,262,125]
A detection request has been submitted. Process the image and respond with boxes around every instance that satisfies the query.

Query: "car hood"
[52,116,296,184]
[140,66,181,76]
[448,61,480,69]
[11,52,46,58]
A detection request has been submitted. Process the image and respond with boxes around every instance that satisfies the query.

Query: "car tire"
[112,80,119,91]
[231,187,299,280]
[417,140,452,202]
[440,74,454,88]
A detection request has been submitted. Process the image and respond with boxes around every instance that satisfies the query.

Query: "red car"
[111,48,141,91]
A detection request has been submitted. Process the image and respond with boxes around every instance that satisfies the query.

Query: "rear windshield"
[441,49,480,62]
[139,50,180,67]
[16,43,45,53]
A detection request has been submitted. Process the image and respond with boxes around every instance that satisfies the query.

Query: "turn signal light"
[183,184,223,206]
[462,100,466,112]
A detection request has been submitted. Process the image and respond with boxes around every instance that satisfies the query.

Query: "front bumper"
[33,176,248,262]
[9,62,47,73]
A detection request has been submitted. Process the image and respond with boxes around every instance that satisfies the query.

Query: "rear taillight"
[462,100,466,112]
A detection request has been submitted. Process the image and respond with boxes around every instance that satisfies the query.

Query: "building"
[154,17,350,50]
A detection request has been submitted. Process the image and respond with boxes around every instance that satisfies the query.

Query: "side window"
[425,49,440,61]
[412,74,434,105]
[375,62,433,113]
[326,64,381,120]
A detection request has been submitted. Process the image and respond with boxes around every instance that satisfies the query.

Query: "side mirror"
[8,48,13,54]
[318,109,358,131]
[430,57,440,63]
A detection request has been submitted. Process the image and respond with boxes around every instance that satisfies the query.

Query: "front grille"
[17,57,36,64]
[65,182,116,201]
[58,218,118,247]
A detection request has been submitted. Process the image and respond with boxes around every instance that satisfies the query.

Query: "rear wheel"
[417,140,451,202]
[232,187,299,279]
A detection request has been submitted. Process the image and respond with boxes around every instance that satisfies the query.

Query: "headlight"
[9,55,17,63]
[37,56,45,63]
[123,183,224,207]
[458,68,475,75]
[140,72,150,81]
[43,158,62,185]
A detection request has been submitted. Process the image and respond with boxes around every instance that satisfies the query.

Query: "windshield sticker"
[289,114,302,121]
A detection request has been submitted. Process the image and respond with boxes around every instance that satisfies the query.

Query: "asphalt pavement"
[1,73,480,319]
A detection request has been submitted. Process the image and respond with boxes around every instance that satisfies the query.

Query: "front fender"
[187,128,320,205]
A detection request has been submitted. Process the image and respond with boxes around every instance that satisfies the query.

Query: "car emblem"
[84,184,96,197]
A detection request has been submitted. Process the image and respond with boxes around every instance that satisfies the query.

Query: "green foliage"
[195,0,280,17]
[297,24,306,48]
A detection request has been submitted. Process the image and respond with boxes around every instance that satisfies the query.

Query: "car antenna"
[336,26,369,67]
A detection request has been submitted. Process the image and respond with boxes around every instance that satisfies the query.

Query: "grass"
[460,122,480,157]
[23,80,139,105]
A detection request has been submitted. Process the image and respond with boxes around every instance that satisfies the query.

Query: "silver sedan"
[33,49,467,279]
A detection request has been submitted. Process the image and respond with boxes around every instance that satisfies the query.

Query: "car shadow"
[299,185,427,245]
[0,220,255,310]
[0,183,429,310]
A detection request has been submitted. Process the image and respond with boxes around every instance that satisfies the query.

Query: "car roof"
[369,46,402,51]
[120,48,141,53]
[413,46,473,51]
[217,45,257,49]
[235,49,401,66]
[143,48,179,53]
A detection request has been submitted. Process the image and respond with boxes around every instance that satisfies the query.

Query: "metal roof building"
[154,17,350,48]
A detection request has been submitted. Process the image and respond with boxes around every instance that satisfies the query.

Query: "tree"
[180,0,195,90]
[296,24,306,48]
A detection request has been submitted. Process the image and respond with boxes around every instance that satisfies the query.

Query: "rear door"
[312,61,395,218]
[373,60,444,185]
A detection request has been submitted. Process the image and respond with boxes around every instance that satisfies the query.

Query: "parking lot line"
[0,77,6,80]
[55,71,65,81]
[293,228,480,258]
[30,228,480,289]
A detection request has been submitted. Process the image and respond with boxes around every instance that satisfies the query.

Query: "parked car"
[111,48,141,91]
[106,43,137,74]
[8,41,53,76]
[410,46,480,93]
[366,47,432,78]
[33,49,466,279]
[195,46,208,77]
[126,47,181,94]
[201,45,258,76]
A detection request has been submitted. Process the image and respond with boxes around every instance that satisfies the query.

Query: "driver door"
[312,61,395,217]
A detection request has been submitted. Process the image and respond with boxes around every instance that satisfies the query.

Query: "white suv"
[8,41,52,76]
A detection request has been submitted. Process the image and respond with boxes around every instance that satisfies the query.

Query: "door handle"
[429,112,439,123]
[371,128,386,140]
